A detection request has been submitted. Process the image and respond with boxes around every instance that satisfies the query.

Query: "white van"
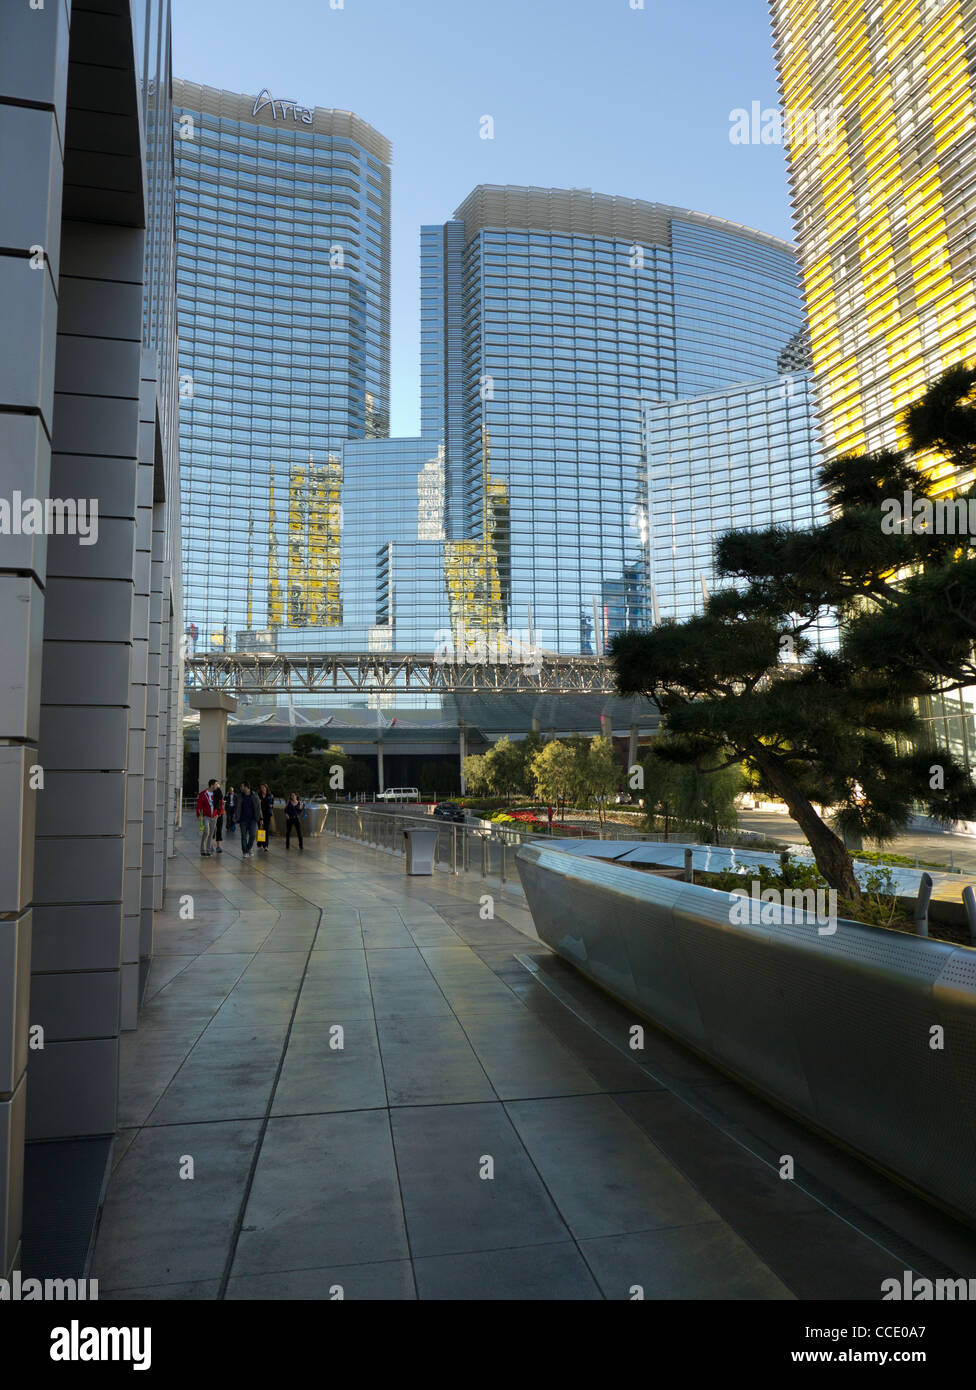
[375,787,420,802]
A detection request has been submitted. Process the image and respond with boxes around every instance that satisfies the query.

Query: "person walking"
[237,782,260,858]
[225,785,237,834]
[284,791,305,851]
[196,779,217,857]
[212,781,225,853]
[258,783,274,852]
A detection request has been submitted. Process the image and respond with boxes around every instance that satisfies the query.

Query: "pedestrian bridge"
[184,651,621,696]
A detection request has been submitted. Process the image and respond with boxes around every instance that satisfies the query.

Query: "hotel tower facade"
[769,0,976,489]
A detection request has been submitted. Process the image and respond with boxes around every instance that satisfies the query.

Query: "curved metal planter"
[516,840,976,1227]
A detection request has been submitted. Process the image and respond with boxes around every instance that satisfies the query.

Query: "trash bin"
[403,826,438,874]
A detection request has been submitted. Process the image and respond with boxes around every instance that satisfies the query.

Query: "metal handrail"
[325,804,523,880]
[323,802,769,883]
[322,799,796,881]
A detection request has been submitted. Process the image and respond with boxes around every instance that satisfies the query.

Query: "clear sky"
[172,0,793,436]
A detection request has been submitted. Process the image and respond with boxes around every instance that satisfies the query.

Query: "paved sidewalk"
[90,824,976,1299]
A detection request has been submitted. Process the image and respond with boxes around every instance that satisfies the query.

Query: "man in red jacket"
[196,779,218,857]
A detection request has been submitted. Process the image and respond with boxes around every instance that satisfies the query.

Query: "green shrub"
[853,849,952,872]
[698,858,912,931]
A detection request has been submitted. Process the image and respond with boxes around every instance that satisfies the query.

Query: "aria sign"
[252,89,313,124]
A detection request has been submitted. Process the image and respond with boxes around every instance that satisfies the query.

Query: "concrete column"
[0,0,68,1278]
[189,692,237,787]
[139,499,165,990]
[30,218,145,1146]
[600,713,612,740]
[531,716,539,733]
[166,592,182,854]
[459,721,467,795]
[121,360,154,1030]
[628,724,639,771]
[154,594,172,907]
[376,740,385,794]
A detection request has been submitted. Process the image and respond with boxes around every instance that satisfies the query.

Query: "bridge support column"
[377,740,385,794]
[189,692,237,788]
[628,724,639,770]
[600,713,612,740]
[459,721,466,795]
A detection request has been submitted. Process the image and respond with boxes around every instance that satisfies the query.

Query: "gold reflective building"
[268,454,343,627]
[770,0,976,489]
[443,429,510,654]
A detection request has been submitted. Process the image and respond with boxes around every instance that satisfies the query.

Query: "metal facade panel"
[517,842,976,1223]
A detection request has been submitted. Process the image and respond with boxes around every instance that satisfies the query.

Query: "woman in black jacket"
[258,783,274,851]
[237,782,260,857]
[284,791,305,851]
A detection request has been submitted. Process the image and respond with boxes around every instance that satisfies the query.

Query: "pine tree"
[610,366,976,903]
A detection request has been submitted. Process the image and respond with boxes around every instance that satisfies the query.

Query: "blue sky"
[172,0,792,436]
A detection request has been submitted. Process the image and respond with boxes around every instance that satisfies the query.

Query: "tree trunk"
[750,747,861,903]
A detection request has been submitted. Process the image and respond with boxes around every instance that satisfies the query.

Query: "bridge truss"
[184,652,620,697]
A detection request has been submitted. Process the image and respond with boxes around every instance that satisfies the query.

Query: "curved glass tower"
[422,186,819,653]
[173,158,825,666]
[172,82,391,654]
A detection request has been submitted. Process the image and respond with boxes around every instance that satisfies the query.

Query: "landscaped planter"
[516,839,976,1228]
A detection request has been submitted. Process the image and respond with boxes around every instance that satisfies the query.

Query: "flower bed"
[490,809,545,827]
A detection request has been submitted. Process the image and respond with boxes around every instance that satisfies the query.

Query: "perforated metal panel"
[932,950,976,1213]
[517,842,976,1225]
[669,888,815,1114]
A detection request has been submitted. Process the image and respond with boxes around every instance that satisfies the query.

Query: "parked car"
[432,801,466,823]
[375,787,420,802]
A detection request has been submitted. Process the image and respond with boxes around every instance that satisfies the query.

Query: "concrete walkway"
[90,824,976,1299]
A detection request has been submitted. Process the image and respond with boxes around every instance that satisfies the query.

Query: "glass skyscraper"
[769,0,976,765]
[172,81,391,654]
[337,437,451,654]
[645,372,827,624]
[422,186,818,655]
[769,0,976,483]
[173,149,825,673]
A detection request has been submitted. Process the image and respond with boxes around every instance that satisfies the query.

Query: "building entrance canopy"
[183,693,661,744]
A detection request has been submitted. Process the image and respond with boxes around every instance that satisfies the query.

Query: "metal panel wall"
[517,842,976,1225]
